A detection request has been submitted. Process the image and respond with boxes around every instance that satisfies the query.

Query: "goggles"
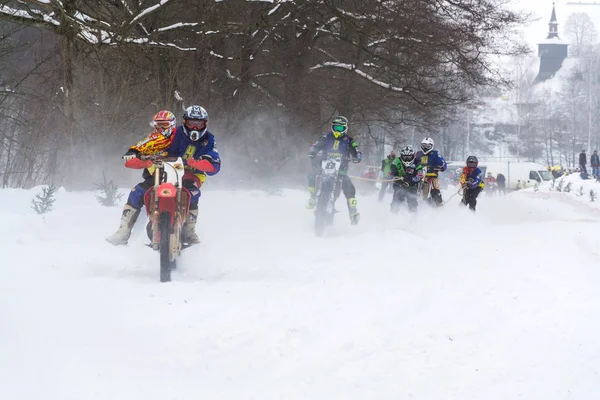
[185,118,207,131]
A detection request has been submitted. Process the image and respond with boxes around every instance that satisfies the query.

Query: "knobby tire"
[159,211,172,282]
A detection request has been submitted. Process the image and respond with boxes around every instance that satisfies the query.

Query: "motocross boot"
[431,189,444,207]
[106,204,140,246]
[182,209,201,245]
[347,197,360,225]
[306,186,316,209]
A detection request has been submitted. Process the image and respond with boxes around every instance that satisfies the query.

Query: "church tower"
[535,3,568,82]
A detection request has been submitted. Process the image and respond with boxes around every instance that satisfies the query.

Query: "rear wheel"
[159,212,172,282]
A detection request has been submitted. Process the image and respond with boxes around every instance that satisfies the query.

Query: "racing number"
[183,145,196,160]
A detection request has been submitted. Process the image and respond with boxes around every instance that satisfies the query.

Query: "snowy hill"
[2,187,600,399]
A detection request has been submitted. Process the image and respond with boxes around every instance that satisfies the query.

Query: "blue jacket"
[308,132,361,171]
[417,150,447,176]
[165,126,221,176]
[462,167,483,189]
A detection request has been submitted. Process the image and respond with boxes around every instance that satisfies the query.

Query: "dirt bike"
[314,156,343,236]
[141,155,191,282]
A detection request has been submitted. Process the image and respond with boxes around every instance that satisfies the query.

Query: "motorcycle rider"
[307,116,362,225]
[106,106,221,246]
[415,137,447,206]
[390,145,423,213]
[459,156,484,211]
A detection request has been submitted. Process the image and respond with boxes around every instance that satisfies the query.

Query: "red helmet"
[152,110,176,138]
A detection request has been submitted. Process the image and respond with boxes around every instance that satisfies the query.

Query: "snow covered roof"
[538,37,569,45]
[533,56,579,93]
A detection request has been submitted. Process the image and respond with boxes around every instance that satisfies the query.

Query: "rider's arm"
[122,132,174,169]
[440,156,447,172]
[187,138,221,175]
[308,136,326,158]
[348,138,362,162]
[390,162,399,177]
[436,153,447,171]
[468,168,483,188]
[129,132,174,156]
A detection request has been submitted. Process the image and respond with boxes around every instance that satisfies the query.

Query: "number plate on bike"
[321,158,341,175]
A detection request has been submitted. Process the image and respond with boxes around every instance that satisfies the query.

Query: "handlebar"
[138,154,213,163]
[138,154,180,163]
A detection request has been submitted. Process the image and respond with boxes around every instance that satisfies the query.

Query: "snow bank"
[523,173,600,214]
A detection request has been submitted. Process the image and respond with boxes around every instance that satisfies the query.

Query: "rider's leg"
[341,175,359,224]
[307,163,318,209]
[429,176,444,206]
[406,187,419,212]
[181,177,202,245]
[390,183,404,214]
[106,179,151,245]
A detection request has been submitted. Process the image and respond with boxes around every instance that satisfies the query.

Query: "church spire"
[547,2,559,39]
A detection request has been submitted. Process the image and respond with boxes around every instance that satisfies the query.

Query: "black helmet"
[466,156,478,168]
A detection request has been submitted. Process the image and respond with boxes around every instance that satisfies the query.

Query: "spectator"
[579,149,587,174]
[591,150,599,177]
[496,173,506,195]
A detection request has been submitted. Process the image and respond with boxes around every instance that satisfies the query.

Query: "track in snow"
[1,187,600,399]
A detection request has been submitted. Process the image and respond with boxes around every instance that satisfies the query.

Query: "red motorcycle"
[141,155,191,282]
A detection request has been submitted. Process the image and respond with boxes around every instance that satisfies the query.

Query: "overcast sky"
[519,0,600,49]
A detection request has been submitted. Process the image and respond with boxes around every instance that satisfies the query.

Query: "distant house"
[534,4,569,83]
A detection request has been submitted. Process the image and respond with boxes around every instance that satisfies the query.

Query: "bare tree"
[565,12,597,57]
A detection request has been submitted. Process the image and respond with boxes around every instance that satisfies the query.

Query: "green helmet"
[331,116,348,138]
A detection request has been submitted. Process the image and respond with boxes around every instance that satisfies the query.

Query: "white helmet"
[421,137,434,154]
[400,145,416,166]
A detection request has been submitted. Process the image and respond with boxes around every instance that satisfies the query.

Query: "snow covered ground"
[2,184,600,399]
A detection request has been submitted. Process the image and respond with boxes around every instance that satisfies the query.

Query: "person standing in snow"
[496,173,506,195]
[378,150,397,201]
[484,172,497,196]
[306,116,362,225]
[415,137,447,206]
[591,150,599,177]
[106,106,221,246]
[459,156,484,212]
[579,150,587,174]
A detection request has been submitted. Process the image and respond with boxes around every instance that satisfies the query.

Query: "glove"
[187,158,215,173]
[353,152,362,163]
[125,158,152,169]
[395,176,409,187]
[123,150,139,162]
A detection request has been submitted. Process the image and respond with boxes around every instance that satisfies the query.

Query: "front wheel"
[159,211,172,282]
[314,180,334,236]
